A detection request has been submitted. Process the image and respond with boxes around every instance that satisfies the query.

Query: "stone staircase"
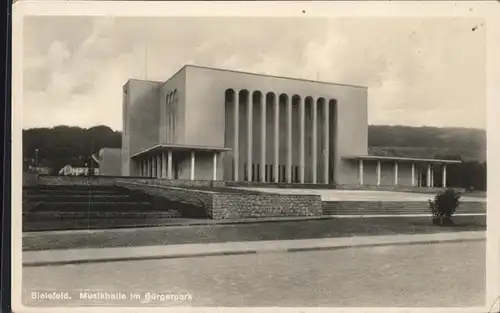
[22,185,194,231]
[322,201,486,216]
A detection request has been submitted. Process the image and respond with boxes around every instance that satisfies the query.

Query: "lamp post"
[35,149,39,167]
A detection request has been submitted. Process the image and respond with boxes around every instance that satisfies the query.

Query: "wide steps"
[322,201,486,216]
[22,185,197,231]
[323,211,482,216]
[23,210,182,221]
[29,201,164,212]
[29,189,127,196]
[25,194,138,202]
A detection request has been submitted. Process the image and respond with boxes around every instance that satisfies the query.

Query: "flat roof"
[123,78,163,89]
[131,144,232,158]
[184,64,368,89]
[124,65,369,90]
[343,155,462,164]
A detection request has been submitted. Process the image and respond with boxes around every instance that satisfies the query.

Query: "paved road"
[22,241,485,307]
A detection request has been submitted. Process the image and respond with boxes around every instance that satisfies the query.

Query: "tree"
[429,189,461,225]
[23,125,121,172]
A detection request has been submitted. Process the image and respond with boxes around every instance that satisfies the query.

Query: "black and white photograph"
[12,1,500,311]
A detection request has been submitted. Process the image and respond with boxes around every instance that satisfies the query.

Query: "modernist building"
[122,65,460,187]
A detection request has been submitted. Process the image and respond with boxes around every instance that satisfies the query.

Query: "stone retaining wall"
[212,193,322,219]
[26,175,228,188]
[23,173,39,187]
[117,181,322,219]
[35,175,119,186]
[128,178,226,188]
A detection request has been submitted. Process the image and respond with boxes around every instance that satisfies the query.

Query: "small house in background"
[28,166,52,175]
[94,148,122,176]
[58,165,99,176]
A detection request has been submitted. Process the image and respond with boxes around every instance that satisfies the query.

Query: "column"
[394,161,399,185]
[145,158,149,177]
[233,90,240,181]
[427,164,431,187]
[430,166,434,187]
[260,93,266,182]
[359,159,364,185]
[190,150,195,180]
[286,97,293,183]
[247,94,253,182]
[151,156,155,178]
[161,153,167,178]
[156,155,161,178]
[153,155,157,178]
[299,97,305,183]
[442,164,447,188]
[150,157,153,177]
[213,152,218,181]
[311,99,318,184]
[167,150,173,179]
[323,102,330,184]
[273,95,280,183]
[376,161,381,186]
[411,163,415,187]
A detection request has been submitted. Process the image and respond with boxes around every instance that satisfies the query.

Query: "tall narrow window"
[169,93,173,142]
[166,94,170,142]
[173,90,178,143]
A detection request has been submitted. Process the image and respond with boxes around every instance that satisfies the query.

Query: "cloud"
[22,16,486,130]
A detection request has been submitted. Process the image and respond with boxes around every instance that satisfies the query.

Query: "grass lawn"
[23,215,485,251]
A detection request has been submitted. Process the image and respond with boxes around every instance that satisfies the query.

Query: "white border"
[12,1,500,313]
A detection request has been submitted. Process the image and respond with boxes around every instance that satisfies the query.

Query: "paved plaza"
[235,188,487,202]
[22,240,485,307]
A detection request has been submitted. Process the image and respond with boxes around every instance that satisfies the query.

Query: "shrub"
[428,189,461,225]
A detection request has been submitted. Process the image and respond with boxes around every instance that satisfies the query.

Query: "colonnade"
[227,89,336,184]
[136,150,219,181]
[358,159,447,187]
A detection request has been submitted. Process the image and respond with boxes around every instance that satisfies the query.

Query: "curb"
[22,233,485,267]
[22,213,487,235]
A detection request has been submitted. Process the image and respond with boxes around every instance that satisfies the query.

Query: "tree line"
[22,125,486,190]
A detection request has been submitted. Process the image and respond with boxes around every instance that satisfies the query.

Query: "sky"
[22,16,486,130]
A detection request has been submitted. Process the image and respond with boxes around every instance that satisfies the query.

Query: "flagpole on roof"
[144,43,148,80]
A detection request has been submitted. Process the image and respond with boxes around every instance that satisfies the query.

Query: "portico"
[131,144,231,181]
[343,156,461,188]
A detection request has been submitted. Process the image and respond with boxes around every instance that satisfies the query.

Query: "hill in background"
[368,126,486,161]
[22,125,486,172]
